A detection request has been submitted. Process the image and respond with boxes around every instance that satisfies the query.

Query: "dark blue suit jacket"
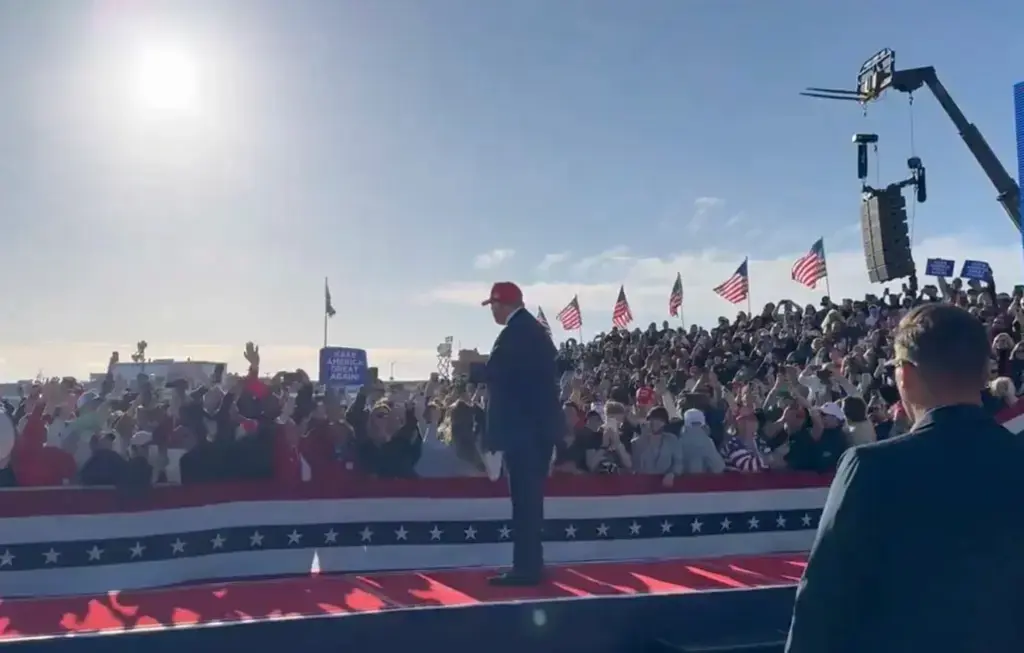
[786,404,1024,653]
[483,309,562,455]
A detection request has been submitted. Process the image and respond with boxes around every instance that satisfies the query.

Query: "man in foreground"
[786,303,1024,652]
[481,281,561,586]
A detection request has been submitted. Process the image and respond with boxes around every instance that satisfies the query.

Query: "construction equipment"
[803,49,1022,233]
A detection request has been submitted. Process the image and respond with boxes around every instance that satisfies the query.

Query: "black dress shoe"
[487,571,544,587]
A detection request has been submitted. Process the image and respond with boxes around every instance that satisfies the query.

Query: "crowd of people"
[0,273,1019,490]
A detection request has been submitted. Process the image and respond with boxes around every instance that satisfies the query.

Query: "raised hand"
[243,342,260,367]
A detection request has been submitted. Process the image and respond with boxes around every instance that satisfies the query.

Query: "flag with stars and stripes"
[612,286,633,329]
[713,259,750,304]
[536,307,552,336]
[0,477,834,599]
[556,295,583,331]
[669,273,683,317]
[791,238,828,289]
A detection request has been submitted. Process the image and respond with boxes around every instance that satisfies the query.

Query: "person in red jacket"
[10,403,76,486]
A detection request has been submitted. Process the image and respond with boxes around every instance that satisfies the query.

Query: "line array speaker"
[861,187,915,283]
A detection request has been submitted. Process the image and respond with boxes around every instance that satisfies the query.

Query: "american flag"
[669,273,683,317]
[612,286,633,329]
[714,259,750,304]
[324,278,337,318]
[556,295,583,330]
[791,238,828,289]
[536,307,552,336]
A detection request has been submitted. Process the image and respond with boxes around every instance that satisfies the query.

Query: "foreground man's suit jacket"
[786,404,1024,653]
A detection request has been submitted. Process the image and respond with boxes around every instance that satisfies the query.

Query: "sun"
[131,45,200,115]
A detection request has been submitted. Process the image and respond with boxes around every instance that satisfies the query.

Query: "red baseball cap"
[636,386,656,405]
[481,281,523,306]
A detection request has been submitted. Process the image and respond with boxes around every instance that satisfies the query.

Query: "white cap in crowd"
[819,402,846,422]
[683,408,706,427]
[130,431,153,447]
[76,391,101,411]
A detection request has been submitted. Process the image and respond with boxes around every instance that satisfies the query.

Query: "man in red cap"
[481,281,562,586]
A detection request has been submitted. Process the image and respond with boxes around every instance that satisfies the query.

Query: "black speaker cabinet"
[861,188,915,283]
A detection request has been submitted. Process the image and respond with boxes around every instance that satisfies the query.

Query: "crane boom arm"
[903,66,1022,232]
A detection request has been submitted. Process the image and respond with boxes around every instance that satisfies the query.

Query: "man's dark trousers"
[505,444,548,577]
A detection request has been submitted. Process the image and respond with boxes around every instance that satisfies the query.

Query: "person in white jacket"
[676,409,726,474]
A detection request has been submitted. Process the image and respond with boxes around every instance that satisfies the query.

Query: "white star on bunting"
[211,534,226,549]
[87,546,103,561]
[324,529,339,544]
[690,518,703,533]
[287,530,303,545]
[250,531,265,547]
[395,526,409,541]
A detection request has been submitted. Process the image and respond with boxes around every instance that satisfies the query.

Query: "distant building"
[452,349,489,379]
[108,359,226,385]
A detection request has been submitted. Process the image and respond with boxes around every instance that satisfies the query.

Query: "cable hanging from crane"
[907,93,918,243]
[801,48,1022,233]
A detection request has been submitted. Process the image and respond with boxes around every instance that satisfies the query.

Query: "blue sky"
[1,0,1022,381]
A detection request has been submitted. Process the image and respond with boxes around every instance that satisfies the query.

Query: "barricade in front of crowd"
[0,472,829,598]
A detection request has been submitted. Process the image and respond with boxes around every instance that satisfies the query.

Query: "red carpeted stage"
[0,553,805,642]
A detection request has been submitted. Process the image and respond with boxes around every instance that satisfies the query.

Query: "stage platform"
[0,554,804,653]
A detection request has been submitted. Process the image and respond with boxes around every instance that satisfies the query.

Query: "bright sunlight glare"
[131,44,201,116]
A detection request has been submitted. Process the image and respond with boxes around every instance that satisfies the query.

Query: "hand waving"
[243,342,260,368]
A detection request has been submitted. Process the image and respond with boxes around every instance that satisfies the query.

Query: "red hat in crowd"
[636,387,656,406]
[481,282,523,306]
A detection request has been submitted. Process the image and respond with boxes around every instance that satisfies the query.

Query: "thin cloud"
[428,234,1023,331]
[688,196,725,234]
[725,212,744,228]
[473,248,516,270]
[537,251,572,272]
[570,246,631,275]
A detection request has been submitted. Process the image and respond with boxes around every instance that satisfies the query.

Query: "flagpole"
[746,258,752,316]
[323,276,329,348]
[821,237,833,299]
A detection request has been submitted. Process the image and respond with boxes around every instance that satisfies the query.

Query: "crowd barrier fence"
[0,472,829,598]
